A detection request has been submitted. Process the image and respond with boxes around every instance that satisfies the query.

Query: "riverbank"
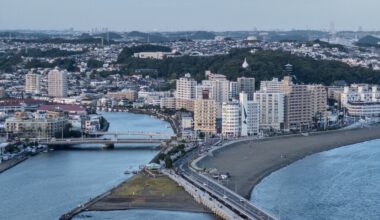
[126,108,180,135]
[0,156,28,173]
[198,124,380,199]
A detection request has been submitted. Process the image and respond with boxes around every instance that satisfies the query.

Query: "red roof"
[38,104,86,113]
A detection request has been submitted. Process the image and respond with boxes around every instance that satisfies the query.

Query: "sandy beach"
[198,125,380,199]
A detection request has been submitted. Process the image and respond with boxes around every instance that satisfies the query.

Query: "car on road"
[223,195,228,199]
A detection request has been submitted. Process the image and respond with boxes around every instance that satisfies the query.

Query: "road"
[175,148,276,220]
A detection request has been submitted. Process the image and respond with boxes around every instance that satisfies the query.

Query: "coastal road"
[175,150,277,220]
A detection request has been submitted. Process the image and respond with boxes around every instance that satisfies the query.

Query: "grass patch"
[113,173,182,197]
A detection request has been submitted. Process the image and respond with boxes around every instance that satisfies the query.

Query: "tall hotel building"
[221,101,240,137]
[48,69,68,97]
[25,72,41,94]
[175,73,197,112]
[194,89,217,134]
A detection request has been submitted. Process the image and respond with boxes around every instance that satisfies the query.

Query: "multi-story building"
[229,81,238,100]
[254,92,284,131]
[160,97,176,110]
[194,89,217,134]
[175,74,196,112]
[307,84,328,122]
[107,89,137,102]
[239,92,259,136]
[25,72,41,94]
[341,84,380,117]
[4,111,66,138]
[237,77,255,100]
[221,101,240,137]
[203,71,229,119]
[260,76,321,131]
[341,84,380,105]
[48,69,68,97]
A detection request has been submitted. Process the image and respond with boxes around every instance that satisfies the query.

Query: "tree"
[164,156,173,168]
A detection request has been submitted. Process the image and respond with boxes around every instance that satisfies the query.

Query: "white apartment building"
[25,73,41,94]
[341,84,380,117]
[48,69,68,97]
[341,84,380,106]
[221,101,240,137]
[175,74,197,111]
[344,102,380,117]
[254,92,284,130]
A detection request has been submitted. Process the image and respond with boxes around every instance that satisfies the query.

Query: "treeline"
[117,48,380,85]
[356,35,380,48]
[21,48,85,58]
[11,37,114,45]
[0,54,22,72]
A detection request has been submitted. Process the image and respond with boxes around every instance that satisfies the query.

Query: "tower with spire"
[242,58,249,69]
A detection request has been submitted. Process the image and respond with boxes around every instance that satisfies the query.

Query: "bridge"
[38,131,173,149]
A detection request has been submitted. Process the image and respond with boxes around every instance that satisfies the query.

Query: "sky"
[0,0,379,32]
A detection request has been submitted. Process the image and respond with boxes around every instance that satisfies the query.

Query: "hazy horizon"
[1,0,380,32]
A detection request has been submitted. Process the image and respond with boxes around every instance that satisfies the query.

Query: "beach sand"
[198,125,380,199]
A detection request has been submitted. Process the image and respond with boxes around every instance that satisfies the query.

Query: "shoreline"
[0,156,28,174]
[198,124,380,199]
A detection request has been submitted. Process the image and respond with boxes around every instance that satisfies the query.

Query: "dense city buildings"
[48,69,68,97]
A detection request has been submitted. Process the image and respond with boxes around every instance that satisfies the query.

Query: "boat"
[124,170,131,175]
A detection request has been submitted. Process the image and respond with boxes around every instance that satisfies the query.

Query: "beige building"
[107,89,137,102]
[160,97,176,109]
[194,90,217,134]
[25,72,41,94]
[4,111,66,138]
[307,84,328,120]
[48,69,68,97]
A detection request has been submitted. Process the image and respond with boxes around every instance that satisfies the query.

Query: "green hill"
[117,47,380,85]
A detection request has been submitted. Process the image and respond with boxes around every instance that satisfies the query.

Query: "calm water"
[251,139,380,220]
[0,112,195,220]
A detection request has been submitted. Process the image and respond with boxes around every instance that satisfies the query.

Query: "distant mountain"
[357,35,380,47]
[93,32,123,40]
[189,31,215,40]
